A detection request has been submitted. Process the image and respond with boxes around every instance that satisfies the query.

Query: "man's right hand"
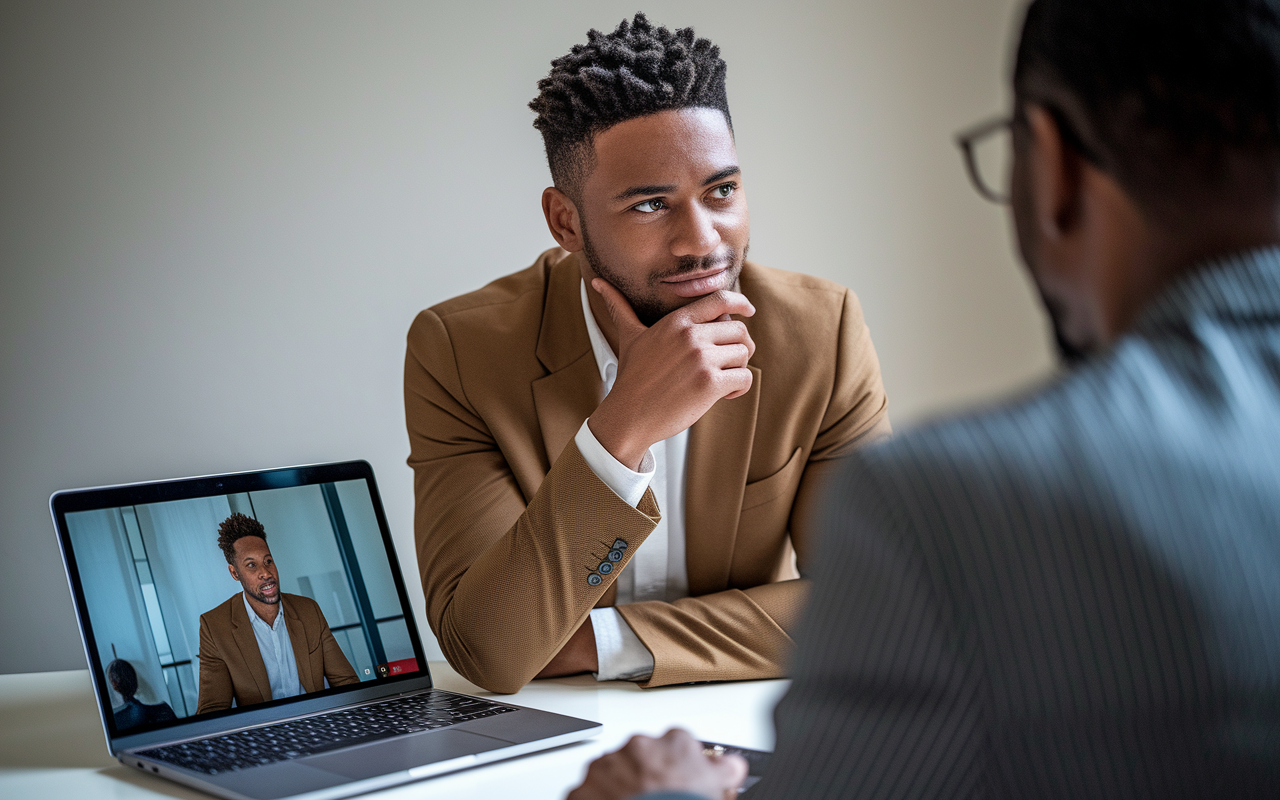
[587,278,756,471]
[567,729,748,800]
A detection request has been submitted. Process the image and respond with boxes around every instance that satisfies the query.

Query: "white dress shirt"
[575,279,690,681]
[243,592,304,700]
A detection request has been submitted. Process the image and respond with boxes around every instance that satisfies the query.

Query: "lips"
[258,581,278,596]
[662,267,733,298]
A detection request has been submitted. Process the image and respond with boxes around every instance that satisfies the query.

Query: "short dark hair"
[1015,0,1280,212]
[529,12,732,197]
[107,659,137,700]
[217,513,266,564]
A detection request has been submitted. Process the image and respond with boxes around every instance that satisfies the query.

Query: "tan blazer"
[405,248,890,694]
[195,592,360,714]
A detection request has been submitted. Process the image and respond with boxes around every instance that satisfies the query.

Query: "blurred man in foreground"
[570,0,1280,796]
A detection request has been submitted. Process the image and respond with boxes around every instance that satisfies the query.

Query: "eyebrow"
[702,166,741,186]
[612,166,742,202]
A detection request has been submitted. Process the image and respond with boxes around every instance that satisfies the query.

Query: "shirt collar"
[580,278,619,390]
[1136,246,1280,332]
[243,591,285,632]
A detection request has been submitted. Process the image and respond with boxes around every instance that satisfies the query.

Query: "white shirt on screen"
[243,592,304,700]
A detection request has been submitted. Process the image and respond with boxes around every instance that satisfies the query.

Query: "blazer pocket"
[741,447,805,511]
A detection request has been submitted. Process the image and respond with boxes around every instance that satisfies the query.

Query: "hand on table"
[588,280,756,471]
[567,729,748,800]
[536,617,599,678]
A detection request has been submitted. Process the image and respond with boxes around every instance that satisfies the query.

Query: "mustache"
[653,250,740,282]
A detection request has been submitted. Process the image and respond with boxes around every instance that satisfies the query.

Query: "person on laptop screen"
[196,513,360,713]
[108,659,176,732]
[404,13,891,694]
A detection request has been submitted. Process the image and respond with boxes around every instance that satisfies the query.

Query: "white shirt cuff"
[590,607,655,682]
[575,419,655,508]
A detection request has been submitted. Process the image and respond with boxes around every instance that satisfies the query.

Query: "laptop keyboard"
[139,691,516,775]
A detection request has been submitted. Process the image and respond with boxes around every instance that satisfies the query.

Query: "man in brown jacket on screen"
[404,13,890,694]
[196,514,359,714]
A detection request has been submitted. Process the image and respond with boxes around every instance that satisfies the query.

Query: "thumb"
[591,278,647,342]
[714,754,750,793]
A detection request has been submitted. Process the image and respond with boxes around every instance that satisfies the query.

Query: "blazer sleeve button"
[612,539,628,550]
[587,573,603,587]
[598,562,613,575]
[607,549,624,563]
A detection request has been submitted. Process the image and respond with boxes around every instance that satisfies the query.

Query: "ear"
[228,564,238,582]
[1024,104,1086,243]
[542,187,584,252]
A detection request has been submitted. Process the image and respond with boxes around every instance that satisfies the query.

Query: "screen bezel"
[50,460,433,754]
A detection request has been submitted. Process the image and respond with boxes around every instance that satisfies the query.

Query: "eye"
[632,198,666,213]
[712,183,736,199]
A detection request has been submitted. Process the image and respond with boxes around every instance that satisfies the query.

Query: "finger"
[591,278,648,340]
[680,290,756,324]
[713,754,750,793]
[718,366,754,400]
[710,343,752,371]
[658,728,701,757]
[698,320,756,359]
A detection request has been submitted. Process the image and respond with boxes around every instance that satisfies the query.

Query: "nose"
[670,202,721,259]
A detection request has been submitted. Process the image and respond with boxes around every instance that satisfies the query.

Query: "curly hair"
[1015,0,1280,211]
[217,512,267,564]
[529,12,732,196]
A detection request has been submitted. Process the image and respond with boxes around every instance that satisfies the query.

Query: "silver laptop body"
[50,460,600,800]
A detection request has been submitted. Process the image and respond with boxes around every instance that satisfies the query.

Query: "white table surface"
[0,662,788,800]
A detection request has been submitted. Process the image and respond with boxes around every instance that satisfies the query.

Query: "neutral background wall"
[0,0,1047,675]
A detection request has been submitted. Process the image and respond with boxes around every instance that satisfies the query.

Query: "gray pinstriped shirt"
[746,248,1280,798]
[638,250,1280,800]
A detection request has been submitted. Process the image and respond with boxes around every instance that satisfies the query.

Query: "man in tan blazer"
[196,513,359,714]
[405,14,890,694]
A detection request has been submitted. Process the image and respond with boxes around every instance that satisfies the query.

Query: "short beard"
[1041,292,1091,367]
[581,222,747,327]
[244,583,280,605]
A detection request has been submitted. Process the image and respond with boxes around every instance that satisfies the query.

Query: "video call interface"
[64,478,421,736]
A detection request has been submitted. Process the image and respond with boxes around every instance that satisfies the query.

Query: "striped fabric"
[744,249,1280,798]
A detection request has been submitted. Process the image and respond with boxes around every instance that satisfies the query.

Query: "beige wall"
[0,0,1047,673]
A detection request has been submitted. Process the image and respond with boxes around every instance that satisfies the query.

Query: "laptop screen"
[51,461,428,742]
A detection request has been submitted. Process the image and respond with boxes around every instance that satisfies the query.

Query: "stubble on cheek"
[582,227,748,326]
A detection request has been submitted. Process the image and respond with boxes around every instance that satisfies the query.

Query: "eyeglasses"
[955,116,1013,204]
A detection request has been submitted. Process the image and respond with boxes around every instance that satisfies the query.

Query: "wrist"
[580,615,599,673]
[587,403,651,471]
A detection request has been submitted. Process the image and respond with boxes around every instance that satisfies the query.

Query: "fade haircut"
[217,512,267,565]
[1015,0,1280,215]
[529,12,732,199]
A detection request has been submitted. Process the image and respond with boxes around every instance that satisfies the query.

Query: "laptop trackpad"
[302,729,510,780]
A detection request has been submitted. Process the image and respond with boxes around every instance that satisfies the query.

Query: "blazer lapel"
[532,251,602,467]
[230,596,274,702]
[282,598,315,692]
[684,365,761,595]
[529,248,758,598]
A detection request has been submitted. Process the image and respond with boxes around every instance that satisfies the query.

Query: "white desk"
[0,663,788,800]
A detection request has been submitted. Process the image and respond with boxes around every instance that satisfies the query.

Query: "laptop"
[50,460,601,800]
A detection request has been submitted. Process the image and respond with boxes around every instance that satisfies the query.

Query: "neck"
[1095,200,1280,345]
[245,591,280,625]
